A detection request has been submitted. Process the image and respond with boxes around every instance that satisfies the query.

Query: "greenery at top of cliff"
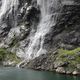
[57,47,80,69]
[0,48,21,64]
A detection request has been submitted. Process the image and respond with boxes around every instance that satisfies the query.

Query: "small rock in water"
[72,71,80,75]
[66,71,72,75]
[56,67,66,74]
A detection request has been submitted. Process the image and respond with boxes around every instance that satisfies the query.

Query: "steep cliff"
[0,0,80,73]
[25,0,80,74]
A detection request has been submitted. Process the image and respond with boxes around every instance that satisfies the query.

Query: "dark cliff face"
[48,2,80,50]
[32,0,80,52]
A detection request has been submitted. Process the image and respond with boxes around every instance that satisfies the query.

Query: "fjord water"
[0,68,80,80]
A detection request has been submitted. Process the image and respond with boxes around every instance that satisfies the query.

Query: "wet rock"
[3,60,16,67]
[72,71,80,75]
[76,52,80,57]
[67,55,75,60]
[56,67,66,74]
[77,64,80,69]
[54,61,69,69]
[66,71,72,75]
[60,43,75,50]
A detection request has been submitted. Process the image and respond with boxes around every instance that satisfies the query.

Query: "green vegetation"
[0,48,21,64]
[57,48,80,69]
[58,48,80,55]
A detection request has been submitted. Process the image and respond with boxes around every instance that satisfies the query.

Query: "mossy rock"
[56,47,80,69]
[0,48,21,64]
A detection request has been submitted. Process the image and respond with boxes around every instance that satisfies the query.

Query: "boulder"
[72,71,80,75]
[56,67,66,74]
[54,61,68,68]
[3,60,16,67]
[66,71,72,75]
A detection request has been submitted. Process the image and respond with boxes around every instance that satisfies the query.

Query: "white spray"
[0,0,19,21]
[24,0,61,60]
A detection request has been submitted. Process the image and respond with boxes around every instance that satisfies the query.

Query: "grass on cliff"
[57,47,80,69]
[58,48,80,55]
[0,48,21,64]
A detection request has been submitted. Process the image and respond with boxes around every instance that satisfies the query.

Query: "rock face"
[0,0,79,58]
[0,0,40,59]
[3,60,16,67]
[26,53,56,71]
[0,0,80,74]
[26,48,80,75]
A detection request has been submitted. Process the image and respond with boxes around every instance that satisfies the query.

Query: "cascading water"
[0,0,19,21]
[23,0,62,60]
[0,0,19,47]
[0,0,62,63]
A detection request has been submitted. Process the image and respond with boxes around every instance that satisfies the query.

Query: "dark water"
[0,67,80,80]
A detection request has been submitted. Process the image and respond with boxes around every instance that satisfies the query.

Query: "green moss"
[0,48,21,64]
[58,47,80,55]
[57,47,80,69]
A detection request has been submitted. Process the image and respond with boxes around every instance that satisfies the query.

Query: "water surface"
[0,67,80,80]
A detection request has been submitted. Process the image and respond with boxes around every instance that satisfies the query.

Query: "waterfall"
[0,0,19,21]
[0,0,19,53]
[0,0,62,61]
[23,0,62,60]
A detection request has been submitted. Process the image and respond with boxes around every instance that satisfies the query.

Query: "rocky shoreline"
[29,67,80,76]
[26,64,80,76]
[1,63,80,76]
[0,47,80,76]
[25,48,80,76]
